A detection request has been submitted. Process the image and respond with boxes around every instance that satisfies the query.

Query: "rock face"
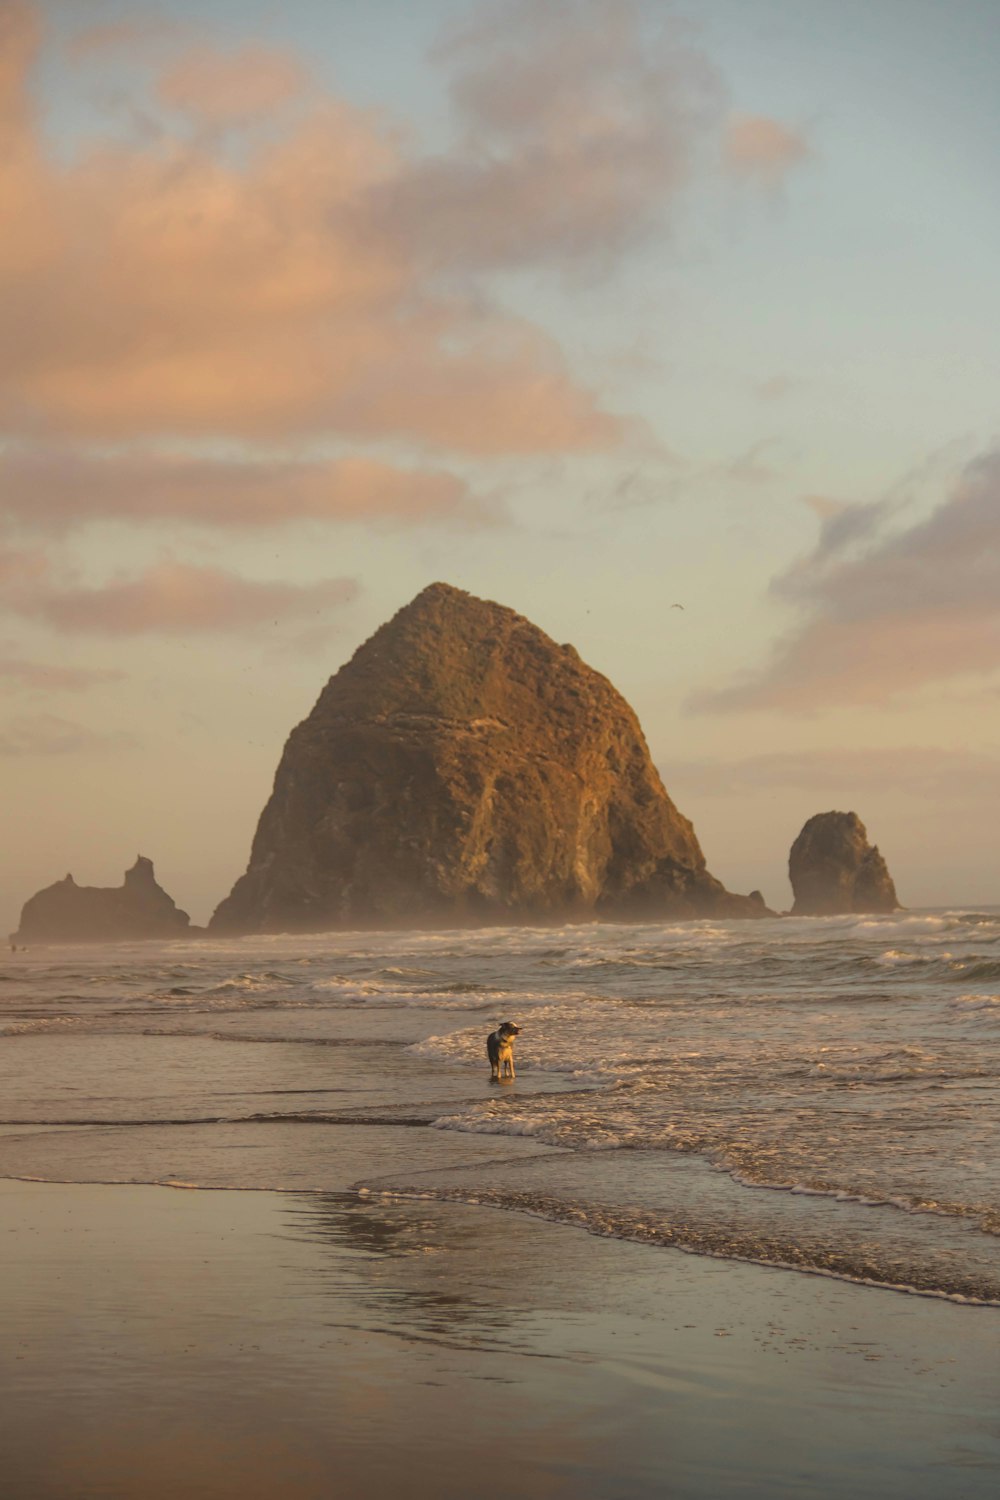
[212,583,765,933]
[13,857,191,943]
[789,812,900,916]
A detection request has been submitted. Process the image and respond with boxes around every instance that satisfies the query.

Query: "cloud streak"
[0,712,136,757]
[0,655,123,690]
[666,747,1000,801]
[3,561,359,636]
[725,114,811,185]
[692,449,1000,712]
[157,44,311,125]
[0,447,495,531]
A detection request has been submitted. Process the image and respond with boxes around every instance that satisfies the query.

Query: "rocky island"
[789,811,900,916]
[12,857,192,944]
[211,582,765,933]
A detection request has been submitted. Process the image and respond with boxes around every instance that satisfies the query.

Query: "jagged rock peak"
[789,811,900,916]
[124,855,157,884]
[211,582,766,933]
[13,857,191,944]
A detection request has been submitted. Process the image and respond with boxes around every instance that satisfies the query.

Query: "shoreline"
[3,1177,999,1499]
[4,1164,1000,1308]
[7,1116,1000,1314]
[2,1106,998,1308]
[375,1182,1000,1309]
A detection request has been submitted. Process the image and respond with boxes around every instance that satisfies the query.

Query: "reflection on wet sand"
[286,1191,528,1351]
[3,1180,999,1500]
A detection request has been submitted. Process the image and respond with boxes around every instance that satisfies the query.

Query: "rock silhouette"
[13,857,191,943]
[212,583,765,933]
[789,811,900,915]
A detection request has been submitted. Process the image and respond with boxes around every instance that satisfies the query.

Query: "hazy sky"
[3,0,999,930]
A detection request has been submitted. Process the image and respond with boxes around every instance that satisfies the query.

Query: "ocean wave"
[950,993,1000,1012]
[724,1171,1000,1237]
[0,1110,436,1128]
[310,976,386,997]
[308,972,504,1006]
[430,1100,705,1151]
[802,1044,992,1083]
[947,959,1000,982]
[0,1015,92,1036]
[375,966,439,979]
[1,1173,303,1194]
[136,1028,401,1048]
[874,948,930,967]
[355,990,519,1012]
[205,971,294,993]
[862,949,1000,985]
[426,1081,1000,1238]
[371,1183,1000,1306]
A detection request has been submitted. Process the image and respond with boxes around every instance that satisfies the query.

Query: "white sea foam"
[0,1015,92,1036]
[950,992,1000,1014]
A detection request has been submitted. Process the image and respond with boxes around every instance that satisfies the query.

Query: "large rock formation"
[789,812,900,916]
[13,857,191,943]
[212,582,765,933]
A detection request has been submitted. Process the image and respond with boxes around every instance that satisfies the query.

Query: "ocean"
[2,909,999,1305]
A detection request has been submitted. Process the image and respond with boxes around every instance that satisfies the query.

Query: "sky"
[2,0,999,930]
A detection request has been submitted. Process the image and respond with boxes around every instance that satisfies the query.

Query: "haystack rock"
[13,857,191,943]
[789,812,900,916]
[211,583,766,933]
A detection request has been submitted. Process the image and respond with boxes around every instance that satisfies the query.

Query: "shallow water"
[1,909,998,1301]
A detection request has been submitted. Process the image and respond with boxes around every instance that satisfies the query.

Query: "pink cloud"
[666,747,1000,802]
[692,449,1000,712]
[4,2,814,483]
[725,114,810,185]
[5,561,359,636]
[0,2,630,454]
[66,17,187,61]
[0,546,50,589]
[157,45,311,125]
[0,447,496,531]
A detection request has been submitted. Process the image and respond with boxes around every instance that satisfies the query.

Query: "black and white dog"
[487,1021,521,1080]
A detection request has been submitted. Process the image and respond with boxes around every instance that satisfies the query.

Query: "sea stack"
[788,811,900,916]
[211,583,764,933]
[13,857,191,943]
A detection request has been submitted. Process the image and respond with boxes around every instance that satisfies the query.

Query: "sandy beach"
[3,1177,998,1500]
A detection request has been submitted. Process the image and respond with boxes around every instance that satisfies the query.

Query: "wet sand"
[2,1179,998,1499]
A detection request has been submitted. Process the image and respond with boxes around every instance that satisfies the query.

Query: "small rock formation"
[212,582,766,933]
[789,812,900,916]
[13,856,191,943]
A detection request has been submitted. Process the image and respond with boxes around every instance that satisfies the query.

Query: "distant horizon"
[9,888,1000,943]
